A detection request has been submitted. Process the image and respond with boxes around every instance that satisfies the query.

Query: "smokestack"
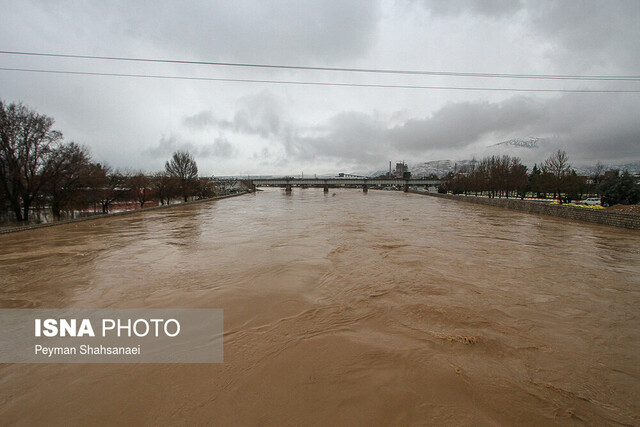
[389,161,392,176]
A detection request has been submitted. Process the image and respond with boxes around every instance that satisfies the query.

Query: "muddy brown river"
[1,188,639,425]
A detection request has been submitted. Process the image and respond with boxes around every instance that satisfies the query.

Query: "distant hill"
[410,160,477,177]
[576,161,640,175]
[367,160,476,178]
[359,134,639,177]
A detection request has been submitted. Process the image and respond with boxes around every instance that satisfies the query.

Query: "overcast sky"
[1,0,639,175]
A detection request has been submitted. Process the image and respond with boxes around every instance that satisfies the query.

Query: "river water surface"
[1,189,639,425]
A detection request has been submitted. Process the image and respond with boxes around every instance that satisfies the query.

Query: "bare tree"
[0,174,6,216]
[152,171,174,205]
[195,177,216,199]
[128,172,151,208]
[593,161,605,182]
[84,163,126,213]
[45,142,91,218]
[591,161,606,195]
[542,150,571,201]
[508,158,528,199]
[528,164,544,198]
[165,150,198,202]
[441,155,528,199]
[0,100,63,221]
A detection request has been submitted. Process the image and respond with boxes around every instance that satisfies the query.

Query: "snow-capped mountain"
[479,136,546,165]
[490,136,540,149]
[365,159,640,178]
[359,137,639,178]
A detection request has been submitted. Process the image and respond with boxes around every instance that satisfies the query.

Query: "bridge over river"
[247,177,441,192]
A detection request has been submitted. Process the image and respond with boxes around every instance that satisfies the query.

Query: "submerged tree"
[165,150,198,202]
[45,142,92,218]
[152,171,175,205]
[128,172,152,208]
[84,163,126,213]
[195,177,216,200]
[0,100,63,220]
[0,174,6,216]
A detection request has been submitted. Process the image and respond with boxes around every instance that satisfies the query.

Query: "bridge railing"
[251,178,439,185]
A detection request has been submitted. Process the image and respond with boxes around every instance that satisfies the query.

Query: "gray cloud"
[89,1,380,64]
[183,91,286,138]
[281,94,640,169]
[530,1,640,71]
[284,111,389,165]
[144,135,196,159]
[145,134,237,160]
[183,111,216,129]
[390,97,545,151]
[420,0,523,17]
[1,1,638,175]
[199,137,237,159]
[417,0,640,72]
[542,94,640,163]
[254,147,271,160]
[229,92,284,137]
[278,98,544,165]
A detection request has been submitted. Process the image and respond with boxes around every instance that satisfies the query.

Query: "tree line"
[440,150,639,205]
[1,100,216,222]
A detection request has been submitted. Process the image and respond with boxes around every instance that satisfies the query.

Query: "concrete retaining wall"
[412,191,640,230]
[0,191,251,235]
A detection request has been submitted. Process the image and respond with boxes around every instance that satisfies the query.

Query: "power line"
[1,50,640,82]
[2,66,640,93]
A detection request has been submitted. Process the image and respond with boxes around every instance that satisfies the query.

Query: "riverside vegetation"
[439,150,640,207]
[0,100,222,224]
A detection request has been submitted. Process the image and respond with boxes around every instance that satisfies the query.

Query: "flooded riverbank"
[0,192,248,235]
[1,188,639,425]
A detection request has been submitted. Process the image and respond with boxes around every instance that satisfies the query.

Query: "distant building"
[395,162,410,179]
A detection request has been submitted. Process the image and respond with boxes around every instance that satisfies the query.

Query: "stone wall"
[413,191,640,230]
